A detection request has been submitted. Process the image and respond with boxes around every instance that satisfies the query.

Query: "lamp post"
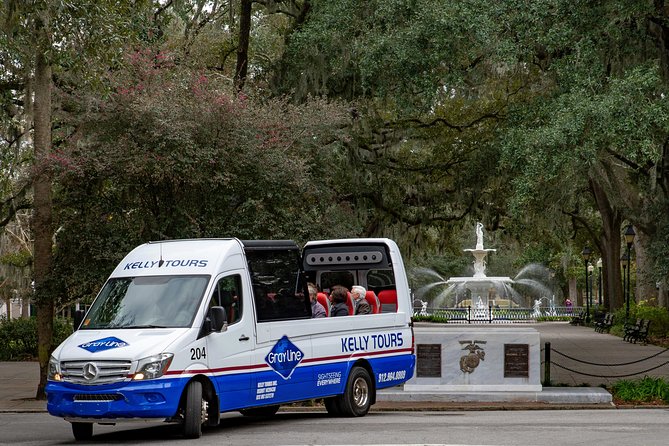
[597,258,603,306]
[581,246,592,324]
[621,252,629,322]
[624,225,636,320]
[588,264,594,308]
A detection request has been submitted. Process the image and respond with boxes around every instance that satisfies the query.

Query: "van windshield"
[80,275,209,329]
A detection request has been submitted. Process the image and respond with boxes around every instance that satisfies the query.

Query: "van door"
[242,241,314,405]
[204,271,256,411]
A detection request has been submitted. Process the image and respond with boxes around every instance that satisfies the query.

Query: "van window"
[246,249,310,322]
[320,271,354,293]
[81,275,209,329]
[366,269,396,293]
[209,274,243,325]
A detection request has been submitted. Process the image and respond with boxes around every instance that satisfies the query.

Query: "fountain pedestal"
[405,325,541,392]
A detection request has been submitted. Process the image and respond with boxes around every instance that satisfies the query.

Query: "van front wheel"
[339,367,372,417]
[183,380,205,438]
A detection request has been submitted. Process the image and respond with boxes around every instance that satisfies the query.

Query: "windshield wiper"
[122,324,169,329]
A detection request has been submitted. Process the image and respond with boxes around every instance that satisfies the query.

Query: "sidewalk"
[533,322,669,387]
[0,361,44,412]
[2,322,668,413]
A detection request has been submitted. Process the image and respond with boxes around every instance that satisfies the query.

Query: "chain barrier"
[551,347,669,367]
[544,342,669,380]
[550,359,669,379]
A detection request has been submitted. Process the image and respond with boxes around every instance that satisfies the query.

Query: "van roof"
[110,238,243,278]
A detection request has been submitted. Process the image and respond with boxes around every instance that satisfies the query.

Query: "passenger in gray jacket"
[329,286,350,317]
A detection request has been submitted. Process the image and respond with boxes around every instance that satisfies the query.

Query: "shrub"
[412,314,449,323]
[611,301,669,340]
[0,317,73,361]
[611,377,669,404]
[634,301,669,338]
[536,316,572,322]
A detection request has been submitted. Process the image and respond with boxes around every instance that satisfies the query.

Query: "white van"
[46,238,416,440]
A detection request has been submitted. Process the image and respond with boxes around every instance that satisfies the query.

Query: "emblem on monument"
[459,340,486,373]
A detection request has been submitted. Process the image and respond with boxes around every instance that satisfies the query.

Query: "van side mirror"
[208,306,227,332]
[73,310,85,331]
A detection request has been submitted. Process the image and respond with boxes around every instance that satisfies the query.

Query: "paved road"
[2,409,669,445]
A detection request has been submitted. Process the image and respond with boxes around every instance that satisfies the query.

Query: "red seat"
[317,292,330,317]
[377,289,398,313]
[365,290,380,314]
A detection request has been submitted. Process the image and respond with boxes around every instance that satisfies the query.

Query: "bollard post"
[543,341,551,385]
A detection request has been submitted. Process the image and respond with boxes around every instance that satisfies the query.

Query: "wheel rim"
[352,376,369,408]
[200,399,209,424]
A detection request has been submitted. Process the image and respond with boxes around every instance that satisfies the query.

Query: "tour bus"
[46,238,416,440]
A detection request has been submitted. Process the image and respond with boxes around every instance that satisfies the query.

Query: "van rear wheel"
[183,380,205,439]
[339,367,372,417]
[71,422,93,441]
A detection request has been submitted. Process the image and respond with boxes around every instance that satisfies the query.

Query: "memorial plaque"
[416,344,442,377]
[504,344,529,378]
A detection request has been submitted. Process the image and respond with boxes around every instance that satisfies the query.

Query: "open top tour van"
[46,238,416,440]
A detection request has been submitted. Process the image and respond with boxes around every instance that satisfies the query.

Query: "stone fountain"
[446,222,514,311]
[400,223,543,394]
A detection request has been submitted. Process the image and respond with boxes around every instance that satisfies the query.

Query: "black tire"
[338,367,373,417]
[324,397,342,416]
[239,404,280,417]
[71,422,93,441]
[183,380,204,439]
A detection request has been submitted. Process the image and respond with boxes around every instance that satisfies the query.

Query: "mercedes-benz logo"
[82,362,99,381]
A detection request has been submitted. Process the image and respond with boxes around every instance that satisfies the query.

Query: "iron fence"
[414,305,583,323]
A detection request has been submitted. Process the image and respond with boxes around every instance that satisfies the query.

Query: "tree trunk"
[234,0,252,92]
[33,49,54,400]
[633,230,657,305]
[569,278,578,305]
[590,178,623,311]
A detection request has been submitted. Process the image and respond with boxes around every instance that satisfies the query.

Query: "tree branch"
[0,184,32,228]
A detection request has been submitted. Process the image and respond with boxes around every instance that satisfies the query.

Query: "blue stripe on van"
[46,353,415,419]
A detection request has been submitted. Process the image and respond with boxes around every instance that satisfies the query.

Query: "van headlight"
[133,353,174,381]
[48,356,62,381]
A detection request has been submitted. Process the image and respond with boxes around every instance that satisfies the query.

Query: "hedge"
[0,317,73,361]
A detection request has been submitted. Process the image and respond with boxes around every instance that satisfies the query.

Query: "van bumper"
[46,377,186,420]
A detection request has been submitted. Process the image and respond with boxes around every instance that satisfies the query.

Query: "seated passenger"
[351,285,371,315]
[329,286,350,317]
[308,283,326,318]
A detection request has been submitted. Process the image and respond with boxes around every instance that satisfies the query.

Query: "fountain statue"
[475,222,484,250]
[463,222,497,278]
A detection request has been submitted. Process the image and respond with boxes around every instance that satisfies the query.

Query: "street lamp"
[624,225,635,321]
[597,258,603,306]
[581,246,592,324]
[621,252,629,321]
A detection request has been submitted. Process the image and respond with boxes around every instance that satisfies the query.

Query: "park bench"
[623,319,652,344]
[626,319,651,345]
[623,318,642,342]
[569,310,586,326]
[594,312,614,333]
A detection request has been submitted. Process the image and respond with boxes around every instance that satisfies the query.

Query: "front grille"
[61,360,132,385]
[73,393,124,402]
